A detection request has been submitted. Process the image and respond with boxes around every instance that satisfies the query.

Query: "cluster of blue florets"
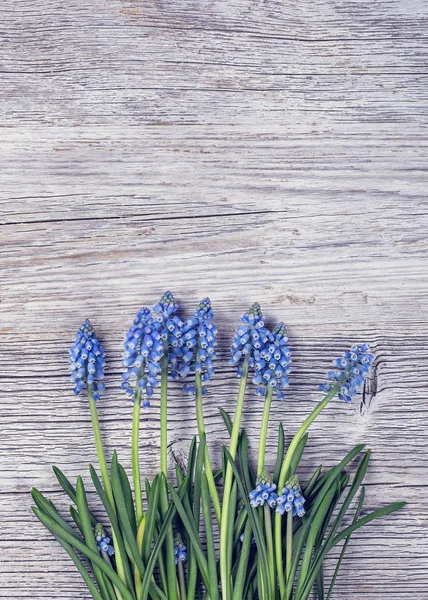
[275,476,306,517]
[121,307,164,407]
[174,537,187,564]
[230,303,270,376]
[94,524,114,556]
[180,298,217,396]
[69,320,105,401]
[253,322,291,400]
[318,343,374,402]
[153,291,183,377]
[249,472,278,508]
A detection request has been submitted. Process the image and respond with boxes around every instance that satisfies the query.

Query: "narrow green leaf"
[118,463,137,536]
[33,507,135,600]
[226,481,238,597]
[54,533,103,600]
[75,476,110,599]
[89,464,134,593]
[273,423,285,484]
[159,474,179,600]
[297,501,405,600]
[201,474,219,600]
[326,487,365,600]
[140,481,186,600]
[303,466,322,498]
[70,505,84,535]
[219,408,233,436]
[31,488,80,541]
[168,483,211,591]
[141,475,160,563]
[238,429,255,492]
[289,433,308,477]
[193,434,206,529]
[111,452,147,580]
[223,449,271,600]
[233,519,252,600]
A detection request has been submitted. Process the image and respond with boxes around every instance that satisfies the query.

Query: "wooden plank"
[1,0,428,597]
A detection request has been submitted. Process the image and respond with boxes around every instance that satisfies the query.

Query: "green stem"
[286,510,293,584]
[195,370,221,525]
[274,385,340,598]
[257,388,273,475]
[132,388,144,526]
[178,561,187,600]
[220,357,249,600]
[160,352,169,476]
[87,388,126,599]
[159,360,179,600]
[264,503,275,599]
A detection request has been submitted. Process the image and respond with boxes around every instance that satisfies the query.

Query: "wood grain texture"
[1,0,428,597]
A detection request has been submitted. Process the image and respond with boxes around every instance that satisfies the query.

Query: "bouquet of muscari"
[32,292,404,600]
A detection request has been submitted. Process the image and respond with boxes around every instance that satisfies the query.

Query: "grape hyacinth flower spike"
[177,297,221,522]
[179,297,217,396]
[253,321,291,400]
[69,319,105,401]
[121,307,164,408]
[174,535,187,565]
[276,475,306,517]
[230,302,270,376]
[94,523,114,557]
[153,290,183,375]
[319,343,374,402]
[249,471,278,509]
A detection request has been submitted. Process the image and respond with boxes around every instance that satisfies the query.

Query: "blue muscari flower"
[121,307,164,407]
[230,303,270,376]
[275,475,306,518]
[94,524,114,556]
[239,532,256,544]
[69,320,105,401]
[153,291,183,377]
[174,536,187,565]
[253,321,291,400]
[318,343,374,403]
[179,297,217,396]
[248,471,278,509]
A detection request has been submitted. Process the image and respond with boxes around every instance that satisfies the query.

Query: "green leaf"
[118,463,137,536]
[111,452,147,580]
[223,448,271,600]
[31,488,80,542]
[141,475,160,563]
[233,519,252,600]
[238,429,255,492]
[289,433,308,477]
[226,481,238,597]
[89,464,134,593]
[33,507,135,600]
[168,482,211,591]
[273,423,285,484]
[158,474,179,600]
[75,476,110,599]
[285,444,366,600]
[70,505,84,535]
[193,434,206,529]
[326,487,365,600]
[297,501,405,600]
[140,481,186,600]
[220,408,233,436]
[54,533,103,600]
[303,466,322,498]
[201,474,219,600]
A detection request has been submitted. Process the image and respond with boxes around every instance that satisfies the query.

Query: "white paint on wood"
[1,0,428,597]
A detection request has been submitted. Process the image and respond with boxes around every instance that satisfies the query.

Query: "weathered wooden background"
[1,0,428,597]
